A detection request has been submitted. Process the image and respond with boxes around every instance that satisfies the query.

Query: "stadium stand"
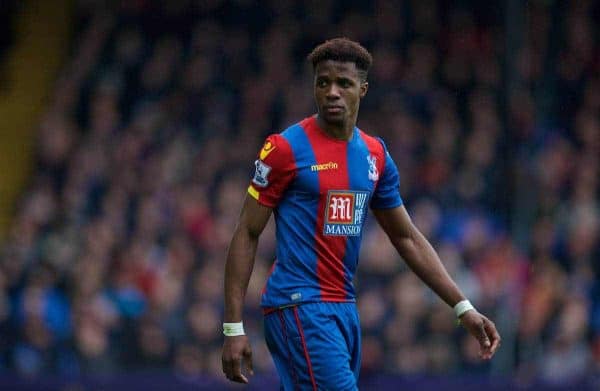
[0,0,598,389]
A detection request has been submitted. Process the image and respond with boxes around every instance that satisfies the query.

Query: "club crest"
[367,155,379,182]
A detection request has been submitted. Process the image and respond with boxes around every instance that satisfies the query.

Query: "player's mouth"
[324,106,344,114]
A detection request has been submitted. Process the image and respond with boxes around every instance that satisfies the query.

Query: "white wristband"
[223,322,245,336]
[454,300,475,318]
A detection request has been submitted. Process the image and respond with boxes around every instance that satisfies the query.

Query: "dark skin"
[314,60,368,140]
[222,60,501,384]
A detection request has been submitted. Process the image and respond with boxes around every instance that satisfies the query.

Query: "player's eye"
[317,79,328,88]
[339,79,352,88]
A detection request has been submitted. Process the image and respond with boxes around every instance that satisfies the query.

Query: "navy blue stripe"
[342,128,369,299]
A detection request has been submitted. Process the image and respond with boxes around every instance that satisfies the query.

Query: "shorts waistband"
[262,304,298,315]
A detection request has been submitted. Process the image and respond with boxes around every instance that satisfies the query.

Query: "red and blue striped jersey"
[248,116,402,308]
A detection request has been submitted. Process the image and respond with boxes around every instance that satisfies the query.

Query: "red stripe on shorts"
[293,306,317,391]
[277,310,299,388]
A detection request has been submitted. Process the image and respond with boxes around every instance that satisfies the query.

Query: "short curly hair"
[307,37,373,81]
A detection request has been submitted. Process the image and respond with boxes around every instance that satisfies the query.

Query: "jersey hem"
[261,298,356,314]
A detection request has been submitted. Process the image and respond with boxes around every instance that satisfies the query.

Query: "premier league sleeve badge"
[252,159,272,188]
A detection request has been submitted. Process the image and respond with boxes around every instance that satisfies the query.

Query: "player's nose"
[326,84,341,99]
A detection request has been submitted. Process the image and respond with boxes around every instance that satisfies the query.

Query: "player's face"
[314,60,368,127]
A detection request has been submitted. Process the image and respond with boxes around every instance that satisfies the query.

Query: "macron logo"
[311,161,338,172]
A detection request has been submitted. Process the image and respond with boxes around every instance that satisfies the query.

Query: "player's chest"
[290,144,380,234]
[290,142,380,196]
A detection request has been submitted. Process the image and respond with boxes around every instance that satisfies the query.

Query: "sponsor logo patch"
[324,190,369,236]
[252,159,271,187]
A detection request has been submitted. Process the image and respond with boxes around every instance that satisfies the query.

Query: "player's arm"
[373,206,501,360]
[222,134,294,383]
[222,195,272,383]
[224,194,272,323]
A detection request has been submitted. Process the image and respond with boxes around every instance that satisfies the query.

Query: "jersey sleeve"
[370,138,403,210]
[248,134,296,208]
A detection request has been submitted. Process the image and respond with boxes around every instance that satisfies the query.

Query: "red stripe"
[278,310,299,388]
[358,130,385,188]
[293,307,317,391]
[303,117,348,300]
[250,134,297,208]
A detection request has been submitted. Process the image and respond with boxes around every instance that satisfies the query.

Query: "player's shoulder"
[258,134,291,164]
[358,128,388,156]
[263,119,311,153]
[259,122,305,163]
[279,119,310,144]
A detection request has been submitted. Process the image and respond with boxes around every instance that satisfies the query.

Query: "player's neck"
[316,115,355,141]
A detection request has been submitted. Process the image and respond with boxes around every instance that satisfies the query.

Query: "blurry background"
[0,0,598,390]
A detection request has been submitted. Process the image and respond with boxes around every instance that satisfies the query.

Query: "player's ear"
[360,81,368,98]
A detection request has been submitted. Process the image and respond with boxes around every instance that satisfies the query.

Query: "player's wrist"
[223,322,245,336]
[453,299,476,318]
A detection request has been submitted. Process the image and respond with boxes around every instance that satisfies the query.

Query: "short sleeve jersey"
[249,116,402,308]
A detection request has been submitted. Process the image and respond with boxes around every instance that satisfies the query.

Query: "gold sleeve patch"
[259,140,276,160]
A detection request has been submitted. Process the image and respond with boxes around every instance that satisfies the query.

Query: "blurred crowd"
[0,1,18,88]
[0,0,598,386]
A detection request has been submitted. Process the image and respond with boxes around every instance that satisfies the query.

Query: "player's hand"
[459,310,501,360]
[222,335,254,383]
